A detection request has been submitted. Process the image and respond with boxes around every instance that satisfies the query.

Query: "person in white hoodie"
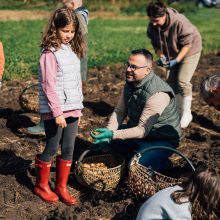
[136,164,220,220]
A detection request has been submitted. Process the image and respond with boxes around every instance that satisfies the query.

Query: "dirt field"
[0,54,220,219]
[0,10,145,21]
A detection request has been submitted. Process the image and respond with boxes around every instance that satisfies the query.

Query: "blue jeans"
[110,126,176,171]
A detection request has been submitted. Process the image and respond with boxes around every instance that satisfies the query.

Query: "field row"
[0,8,219,79]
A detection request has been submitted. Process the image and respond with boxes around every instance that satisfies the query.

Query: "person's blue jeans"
[110,139,174,171]
[110,125,176,171]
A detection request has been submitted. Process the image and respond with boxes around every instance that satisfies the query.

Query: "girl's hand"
[55,115,67,128]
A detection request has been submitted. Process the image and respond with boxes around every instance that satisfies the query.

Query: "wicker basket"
[75,150,125,191]
[128,146,195,199]
[19,83,39,113]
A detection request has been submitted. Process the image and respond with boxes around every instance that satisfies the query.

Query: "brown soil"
[0,10,50,21]
[0,10,146,21]
[0,54,220,219]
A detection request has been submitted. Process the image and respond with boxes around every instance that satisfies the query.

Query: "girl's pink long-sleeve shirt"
[40,51,82,120]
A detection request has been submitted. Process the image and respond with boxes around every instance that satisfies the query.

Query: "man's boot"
[27,119,45,135]
[180,95,193,128]
[34,155,59,203]
[55,156,77,205]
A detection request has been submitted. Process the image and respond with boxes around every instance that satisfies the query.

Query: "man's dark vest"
[124,71,181,146]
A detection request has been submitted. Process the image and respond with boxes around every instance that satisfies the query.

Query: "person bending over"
[146,1,202,128]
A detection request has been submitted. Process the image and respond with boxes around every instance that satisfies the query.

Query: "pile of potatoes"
[81,162,108,170]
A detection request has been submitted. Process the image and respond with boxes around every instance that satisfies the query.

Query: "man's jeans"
[109,125,176,171]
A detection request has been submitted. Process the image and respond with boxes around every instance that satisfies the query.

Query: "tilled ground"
[0,54,220,220]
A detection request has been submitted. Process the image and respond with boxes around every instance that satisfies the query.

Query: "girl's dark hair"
[41,7,85,58]
[146,1,167,18]
[131,49,153,62]
[172,164,220,220]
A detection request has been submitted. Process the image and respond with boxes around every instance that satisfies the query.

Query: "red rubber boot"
[34,155,58,203]
[55,156,77,205]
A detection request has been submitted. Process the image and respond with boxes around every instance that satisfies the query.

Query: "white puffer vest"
[39,44,83,114]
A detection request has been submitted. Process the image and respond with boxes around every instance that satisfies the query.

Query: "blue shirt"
[136,185,192,220]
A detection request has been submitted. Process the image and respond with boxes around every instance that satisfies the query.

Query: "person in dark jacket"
[146,1,202,128]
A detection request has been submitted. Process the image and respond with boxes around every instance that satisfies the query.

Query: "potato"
[93,131,100,136]
[81,162,108,170]
[82,163,90,168]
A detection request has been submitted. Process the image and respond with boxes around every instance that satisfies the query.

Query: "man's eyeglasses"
[124,62,149,71]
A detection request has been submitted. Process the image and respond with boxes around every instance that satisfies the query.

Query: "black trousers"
[39,117,78,162]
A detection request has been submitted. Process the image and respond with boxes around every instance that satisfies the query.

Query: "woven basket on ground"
[128,146,195,199]
[19,83,39,113]
[75,150,125,191]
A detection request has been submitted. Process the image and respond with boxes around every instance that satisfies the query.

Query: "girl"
[34,7,85,205]
[136,164,220,220]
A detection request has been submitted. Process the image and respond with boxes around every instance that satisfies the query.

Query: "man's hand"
[90,128,113,151]
[93,138,110,144]
[55,115,67,128]
[92,138,110,151]
[157,55,168,67]
[90,128,113,140]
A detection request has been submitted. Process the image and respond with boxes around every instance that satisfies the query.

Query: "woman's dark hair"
[131,49,153,62]
[146,1,167,18]
[41,7,85,58]
[172,164,220,220]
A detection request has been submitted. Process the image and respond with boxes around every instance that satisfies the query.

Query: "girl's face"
[57,22,75,45]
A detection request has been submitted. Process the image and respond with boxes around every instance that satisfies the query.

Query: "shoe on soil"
[27,121,45,135]
[55,156,77,206]
[34,155,58,203]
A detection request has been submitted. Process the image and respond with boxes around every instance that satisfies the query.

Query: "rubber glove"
[90,128,113,140]
[90,138,110,152]
[157,55,168,67]
[169,59,178,68]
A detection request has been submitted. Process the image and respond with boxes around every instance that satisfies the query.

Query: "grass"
[0,8,220,79]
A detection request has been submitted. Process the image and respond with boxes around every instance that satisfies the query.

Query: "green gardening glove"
[90,128,113,140]
[93,138,110,151]
[90,128,113,151]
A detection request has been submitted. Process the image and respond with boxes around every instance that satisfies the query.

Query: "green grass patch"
[0,8,220,79]
[0,0,60,11]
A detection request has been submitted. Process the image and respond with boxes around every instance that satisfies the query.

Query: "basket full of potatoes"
[75,149,125,191]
